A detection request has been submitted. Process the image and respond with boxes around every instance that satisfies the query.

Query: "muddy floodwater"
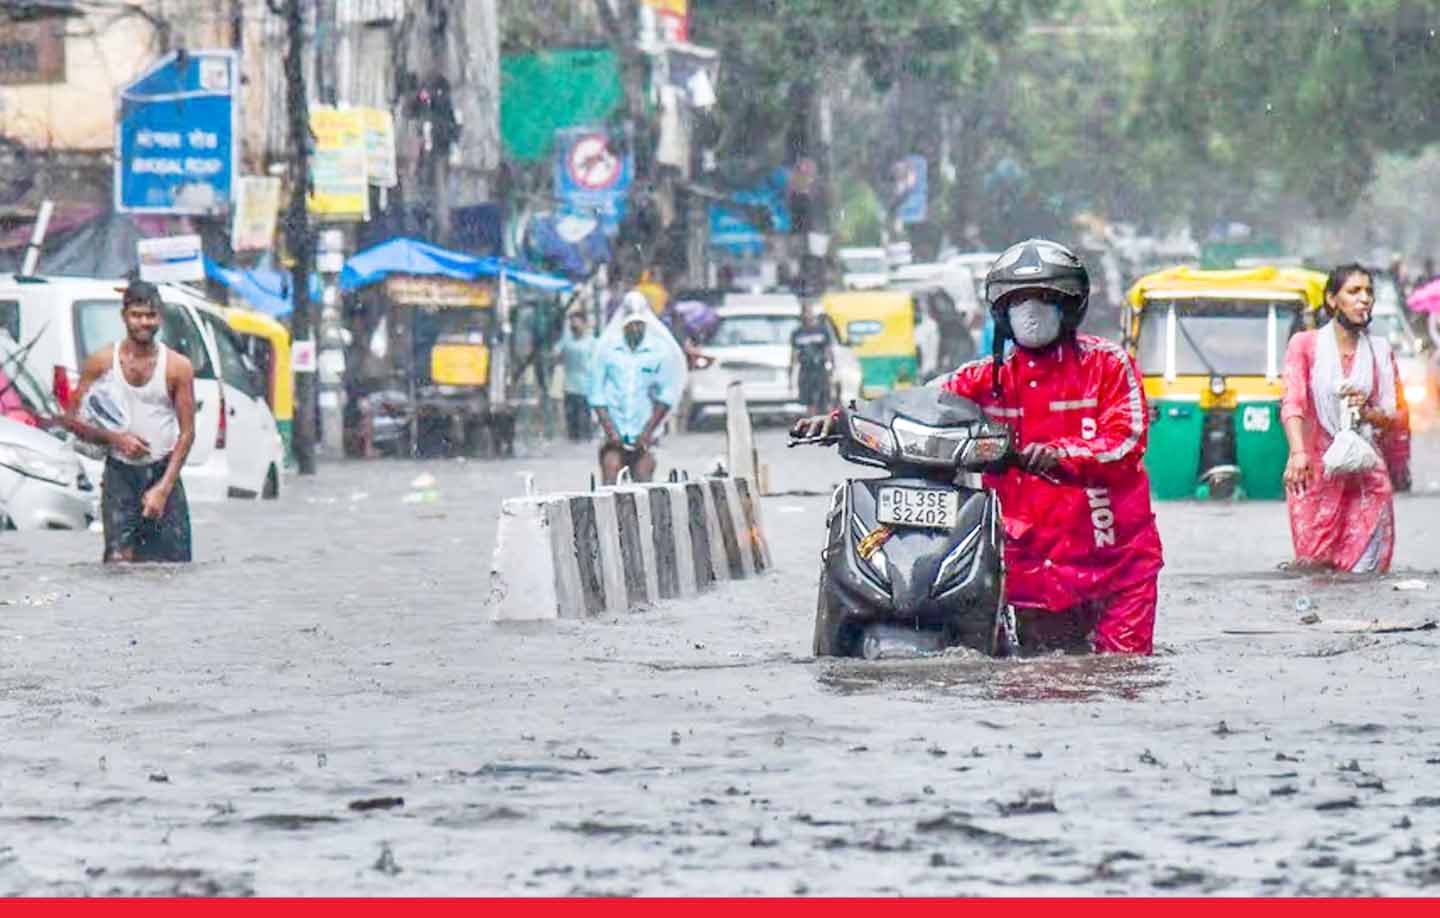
[2,429,1439,895]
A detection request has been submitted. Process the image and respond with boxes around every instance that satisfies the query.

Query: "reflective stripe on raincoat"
[943,333,1165,614]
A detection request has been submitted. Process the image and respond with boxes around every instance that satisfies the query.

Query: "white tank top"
[111,342,179,465]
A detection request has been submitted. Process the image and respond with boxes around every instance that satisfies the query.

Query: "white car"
[0,274,282,501]
[944,251,1001,305]
[838,247,889,290]
[891,261,981,319]
[0,416,95,531]
[686,295,862,425]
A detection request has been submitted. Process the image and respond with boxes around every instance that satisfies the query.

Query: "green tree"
[1137,0,1440,218]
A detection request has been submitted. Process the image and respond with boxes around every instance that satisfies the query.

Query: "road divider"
[489,477,771,621]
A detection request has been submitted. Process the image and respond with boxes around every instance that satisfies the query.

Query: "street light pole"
[276,0,318,475]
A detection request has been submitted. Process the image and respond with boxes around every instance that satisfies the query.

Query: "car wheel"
[262,465,280,499]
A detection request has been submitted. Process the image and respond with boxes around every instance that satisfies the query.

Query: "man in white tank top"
[64,281,197,562]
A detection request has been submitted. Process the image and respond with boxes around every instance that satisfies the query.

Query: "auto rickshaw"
[1125,265,1326,500]
[224,306,294,457]
[821,290,919,397]
[385,275,497,456]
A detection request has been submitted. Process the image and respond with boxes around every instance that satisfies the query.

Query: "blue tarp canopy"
[339,237,573,294]
[204,256,322,318]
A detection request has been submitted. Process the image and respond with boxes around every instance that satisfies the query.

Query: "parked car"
[0,274,280,502]
[185,295,286,498]
[686,294,862,426]
[0,415,95,531]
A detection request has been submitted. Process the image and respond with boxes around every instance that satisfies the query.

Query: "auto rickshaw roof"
[1126,265,1327,311]
[223,305,290,342]
[822,289,914,315]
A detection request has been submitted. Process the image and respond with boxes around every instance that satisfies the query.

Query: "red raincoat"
[944,334,1164,653]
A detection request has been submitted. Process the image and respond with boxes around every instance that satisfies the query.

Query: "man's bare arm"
[159,351,196,488]
[61,346,120,446]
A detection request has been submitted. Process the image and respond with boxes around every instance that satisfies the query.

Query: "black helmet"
[984,238,1090,337]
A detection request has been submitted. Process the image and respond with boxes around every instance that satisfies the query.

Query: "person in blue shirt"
[589,293,686,484]
[555,311,595,441]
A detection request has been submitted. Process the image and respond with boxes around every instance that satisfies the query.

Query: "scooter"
[791,386,1018,659]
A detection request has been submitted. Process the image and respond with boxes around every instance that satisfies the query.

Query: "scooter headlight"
[849,415,896,457]
[892,416,970,465]
[961,425,1012,467]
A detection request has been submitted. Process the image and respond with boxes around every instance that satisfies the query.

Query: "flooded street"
[3,428,1439,896]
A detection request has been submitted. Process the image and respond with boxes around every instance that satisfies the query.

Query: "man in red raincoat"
[795,239,1164,653]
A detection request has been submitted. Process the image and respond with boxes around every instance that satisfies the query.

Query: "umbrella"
[670,299,719,339]
[1406,278,1440,314]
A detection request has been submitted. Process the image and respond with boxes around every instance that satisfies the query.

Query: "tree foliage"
[1136,0,1440,217]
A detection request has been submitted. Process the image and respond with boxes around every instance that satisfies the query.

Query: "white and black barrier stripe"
[489,478,771,621]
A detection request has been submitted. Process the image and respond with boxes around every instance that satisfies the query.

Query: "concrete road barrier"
[489,477,771,621]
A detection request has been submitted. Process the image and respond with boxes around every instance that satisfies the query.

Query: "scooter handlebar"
[787,433,841,448]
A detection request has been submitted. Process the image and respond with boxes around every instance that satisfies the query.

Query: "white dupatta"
[1309,321,1396,439]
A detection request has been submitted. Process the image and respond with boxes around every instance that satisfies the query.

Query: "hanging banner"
[361,107,397,188]
[309,107,369,219]
[641,0,689,43]
[115,50,237,214]
[231,175,281,252]
[893,154,927,224]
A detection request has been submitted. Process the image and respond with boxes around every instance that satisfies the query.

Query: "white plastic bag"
[72,373,129,462]
[1322,427,1381,477]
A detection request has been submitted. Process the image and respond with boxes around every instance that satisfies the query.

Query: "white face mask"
[1008,298,1062,349]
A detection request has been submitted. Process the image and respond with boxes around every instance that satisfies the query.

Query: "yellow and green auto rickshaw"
[821,290,919,397]
[225,306,294,456]
[1125,265,1327,500]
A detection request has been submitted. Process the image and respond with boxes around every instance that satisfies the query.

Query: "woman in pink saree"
[1281,264,1401,573]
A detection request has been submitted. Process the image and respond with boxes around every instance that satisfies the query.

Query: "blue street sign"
[553,127,632,234]
[708,168,790,255]
[116,50,238,214]
[895,154,927,224]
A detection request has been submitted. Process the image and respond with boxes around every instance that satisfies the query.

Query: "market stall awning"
[339,237,573,294]
[204,257,322,318]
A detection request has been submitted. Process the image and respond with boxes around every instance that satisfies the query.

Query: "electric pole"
[274,0,318,474]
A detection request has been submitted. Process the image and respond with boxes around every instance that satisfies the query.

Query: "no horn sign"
[554,127,632,233]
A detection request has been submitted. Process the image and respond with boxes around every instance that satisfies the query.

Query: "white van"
[180,292,285,498]
[0,275,240,501]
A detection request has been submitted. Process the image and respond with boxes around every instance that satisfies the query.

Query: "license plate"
[876,486,959,529]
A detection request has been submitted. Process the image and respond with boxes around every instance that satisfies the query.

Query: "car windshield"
[711,314,800,347]
[0,332,58,415]
[1135,298,1301,376]
[75,299,216,379]
[722,293,799,310]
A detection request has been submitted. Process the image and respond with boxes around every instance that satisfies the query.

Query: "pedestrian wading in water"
[1281,263,1402,573]
[63,280,197,563]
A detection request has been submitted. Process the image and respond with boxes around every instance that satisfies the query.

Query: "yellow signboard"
[431,343,490,387]
[309,107,369,219]
[384,275,494,308]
